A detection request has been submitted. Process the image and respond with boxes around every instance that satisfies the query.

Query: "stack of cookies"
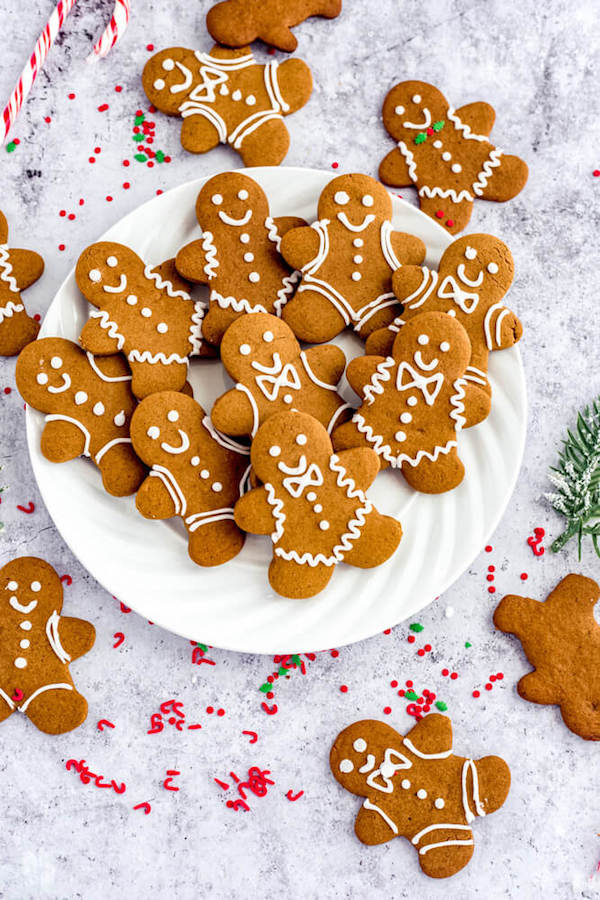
[15,169,523,599]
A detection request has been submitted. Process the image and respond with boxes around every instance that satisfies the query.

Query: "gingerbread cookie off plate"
[26,168,526,654]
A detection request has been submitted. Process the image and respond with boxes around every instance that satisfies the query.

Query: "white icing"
[243,252,254,263]
[351,272,361,281]
[37,373,48,385]
[339,759,354,773]
[0,244,20,293]
[362,798,399,835]
[45,414,91,457]
[212,482,223,492]
[358,754,375,774]
[149,465,187,515]
[278,455,324,499]
[440,341,450,352]
[487,262,499,274]
[251,353,301,401]
[336,212,375,233]
[417,789,427,799]
[240,343,251,356]
[362,194,374,207]
[141,307,152,318]
[90,309,125,350]
[396,361,443,405]
[20,621,32,630]
[334,191,349,205]
[19,639,29,649]
[51,356,62,369]
[452,163,462,173]
[127,295,137,305]
[0,300,25,325]
[86,353,131,383]
[319,521,329,531]
[128,350,189,366]
[461,759,486,823]
[92,402,105,416]
[157,322,168,334]
[401,779,411,789]
[89,269,101,282]
[7,581,18,590]
[366,748,412,793]
[263,330,273,342]
[46,610,71,664]
[296,433,307,446]
[167,410,179,422]
[417,334,429,345]
[248,272,260,283]
[9,596,37,614]
[95,437,133,465]
[218,209,252,227]
[269,446,281,457]
[212,193,223,205]
[442,151,452,162]
[483,302,508,350]
[17,682,74,714]
[238,189,249,200]
[106,256,118,267]
[147,426,160,439]
[411,822,473,856]
[185,507,235,533]
[201,415,250,456]
[161,429,190,455]
[103,273,127,294]
[394,105,404,115]
[14,658,27,668]
[457,263,484,288]
[435,798,445,809]
[47,373,71,394]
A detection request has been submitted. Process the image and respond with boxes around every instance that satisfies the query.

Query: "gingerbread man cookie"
[0,210,44,357]
[366,234,521,426]
[131,391,249,567]
[494,574,600,741]
[234,410,402,598]
[0,557,96,735]
[279,174,426,343]
[206,0,342,52]
[330,714,510,879]
[142,45,312,166]
[75,245,208,399]
[16,337,146,497]
[379,81,528,234]
[212,313,352,438]
[333,312,484,493]
[175,172,305,346]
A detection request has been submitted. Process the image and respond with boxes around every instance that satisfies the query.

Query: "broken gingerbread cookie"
[206,0,342,52]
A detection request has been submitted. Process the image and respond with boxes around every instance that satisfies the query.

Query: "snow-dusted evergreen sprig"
[545,398,600,557]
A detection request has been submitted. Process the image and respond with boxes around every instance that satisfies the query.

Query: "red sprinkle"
[98,104,109,112]
[89,157,95,164]
[331,162,339,169]
[106,196,113,202]
[123,159,130,167]
[594,170,600,177]
[330,649,339,658]
[68,92,76,100]
[217,709,225,717]
[94,146,101,154]
[79,198,85,206]
[441,668,449,677]
[485,545,493,552]
[59,209,66,217]
[123,182,130,189]
[485,683,493,691]
[390,680,398,688]
[406,680,413,688]
[450,672,458,680]
[60,575,72,586]
[339,685,348,693]
[435,210,444,218]
[115,85,123,93]
[488,565,495,572]
[68,213,75,220]
[497,672,504,680]
[473,690,480,698]
[16,502,35,514]
[146,44,154,51]
[407,635,416,644]
[383,706,391,715]
[206,706,214,714]
[417,649,425,657]
[424,644,431,652]
[4,387,11,394]
[488,586,496,594]
[44,116,52,123]
[520,572,528,580]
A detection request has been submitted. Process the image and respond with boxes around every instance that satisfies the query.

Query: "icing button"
[126,295,137,305]
[245,95,256,106]
[141,307,152,318]
[306,492,317,502]
[353,238,363,247]
[395,431,406,442]
[19,621,32,631]
[19,639,30,649]
[240,233,250,244]
[451,163,462,173]
[433,139,442,148]
[407,396,417,407]
[157,322,168,334]
[440,341,450,352]
[442,151,452,161]
[417,789,428,800]
[400,413,412,424]
[434,798,445,809]
[353,255,363,264]
[313,504,323,514]
[167,410,179,422]
[232,90,242,101]
[219,84,229,96]
[191,456,200,466]
[401,779,411,789]
[74,391,88,405]
[14,657,27,669]
[212,482,223,492]
[248,272,260,283]
[200,469,210,479]
[319,520,330,531]
[93,402,105,416]
[243,252,254,263]
[351,271,361,281]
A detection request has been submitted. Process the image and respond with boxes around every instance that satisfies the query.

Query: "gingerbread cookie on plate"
[142,45,312,166]
[212,313,351,438]
[494,574,600,740]
[206,0,342,52]
[0,210,44,357]
[234,410,402,598]
[379,81,528,233]
[131,391,249,567]
[330,714,510,879]
[366,234,521,426]
[0,557,95,735]
[175,172,305,346]
[333,312,485,493]
[16,337,146,497]
[279,174,426,342]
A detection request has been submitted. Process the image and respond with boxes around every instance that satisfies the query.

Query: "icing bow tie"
[396,362,443,406]
[438,275,479,313]
[253,357,301,402]
[366,748,412,794]
[281,460,324,499]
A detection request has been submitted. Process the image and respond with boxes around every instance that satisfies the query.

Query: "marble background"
[1,1,599,897]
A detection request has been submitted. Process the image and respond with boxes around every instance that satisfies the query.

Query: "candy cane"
[87,0,131,63]
[1,0,78,146]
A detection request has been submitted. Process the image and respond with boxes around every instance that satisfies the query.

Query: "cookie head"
[131,392,205,468]
[318,174,392,229]
[196,172,269,232]
[250,410,331,486]
[1,557,62,626]
[382,81,447,140]
[16,337,83,411]
[142,48,199,113]
[441,234,515,299]
[220,313,299,382]
[392,312,471,382]
[75,242,139,306]
[330,720,407,794]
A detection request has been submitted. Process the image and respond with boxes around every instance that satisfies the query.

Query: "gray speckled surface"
[1,1,600,898]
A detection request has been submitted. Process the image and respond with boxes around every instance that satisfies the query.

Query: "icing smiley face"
[318,173,392,232]
[219,313,299,383]
[135,397,198,468]
[438,234,515,304]
[196,172,268,233]
[1,560,57,627]
[76,242,140,306]
[392,315,470,384]
[383,81,448,139]
[142,48,200,114]
[250,410,331,488]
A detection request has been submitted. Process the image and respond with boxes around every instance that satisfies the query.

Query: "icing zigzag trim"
[128,349,188,365]
[265,482,286,544]
[143,264,190,299]
[0,300,24,324]
[201,231,219,278]
[353,413,458,468]
[449,378,467,431]
[0,244,19,293]
[364,358,395,405]
[91,309,125,350]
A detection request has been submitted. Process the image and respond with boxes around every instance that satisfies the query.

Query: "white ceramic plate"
[26,167,526,654]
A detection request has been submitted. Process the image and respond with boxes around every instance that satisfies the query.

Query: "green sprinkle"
[465,641,472,648]
[155,150,165,163]
[135,114,145,125]
[414,133,426,145]
[432,120,445,132]
[259,683,271,693]
[133,133,144,143]
[196,642,208,653]
[134,153,148,163]
[435,701,448,711]
[409,623,424,633]
[5,141,16,153]
[405,690,419,701]
[291,654,301,665]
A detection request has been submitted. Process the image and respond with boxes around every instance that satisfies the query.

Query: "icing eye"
[36,373,48,385]
[238,189,249,200]
[440,341,450,352]
[7,581,18,590]
[487,262,499,274]
[400,412,412,424]
[50,356,62,369]
[353,738,367,752]
[451,163,462,173]
[412,93,421,103]
[296,434,307,446]
[361,194,374,207]
[126,295,138,305]
[240,343,251,356]
[167,410,179,423]
[248,272,260,283]
[417,334,429,345]
[89,269,102,282]
[93,402,105,416]
[147,426,160,439]
[465,246,477,260]
[339,759,354,773]
[263,331,274,343]
[153,79,166,90]
[394,105,405,115]
[157,322,168,334]
[162,58,175,71]
[334,191,350,205]
[30,581,41,592]
[269,445,281,457]
[212,194,223,206]
[106,256,118,267]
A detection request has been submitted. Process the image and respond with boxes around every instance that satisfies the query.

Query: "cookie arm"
[272,216,308,238]
[175,239,211,285]
[355,803,399,845]
[150,259,192,294]
[517,670,559,706]
[378,148,414,188]
[404,712,453,755]
[453,102,496,136]
[7,248,44,290]
[391,265,428,305]
[234,486,273,535]
[345,355,388,400]
[334,448,380,491]
[41,419,88,462]
[211,388,256,437]
[390,232,426,266]
[57,616,96,661]
[302,344,346,386]
[493,594,540,637]
[275,59,313,115]
[279,226,320,271]
[135,474,178,520]
[79,316,123,355]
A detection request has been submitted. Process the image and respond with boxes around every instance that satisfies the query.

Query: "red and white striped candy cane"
[87,0,131,63]
[1,0,78,146]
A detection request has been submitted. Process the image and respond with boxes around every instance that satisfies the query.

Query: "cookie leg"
[237,118,290,168]
[480,154,528,203]
[268,556,334,598]
[401,447,465,494]
[357,304,402,341]
[462,380,492,428]
[418,194,474,235]
[129,359,189,399]
[331,418,368,452]
[0,310,40,357]
[180,116,221,155]
[417,834,475,879]
[282,290,346,343]
[97,444,147,497]
[560,696,600,741]
[202,304,241,346]
[25,686,88,735]
[188,520,245,567]
[342,511,402,568]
